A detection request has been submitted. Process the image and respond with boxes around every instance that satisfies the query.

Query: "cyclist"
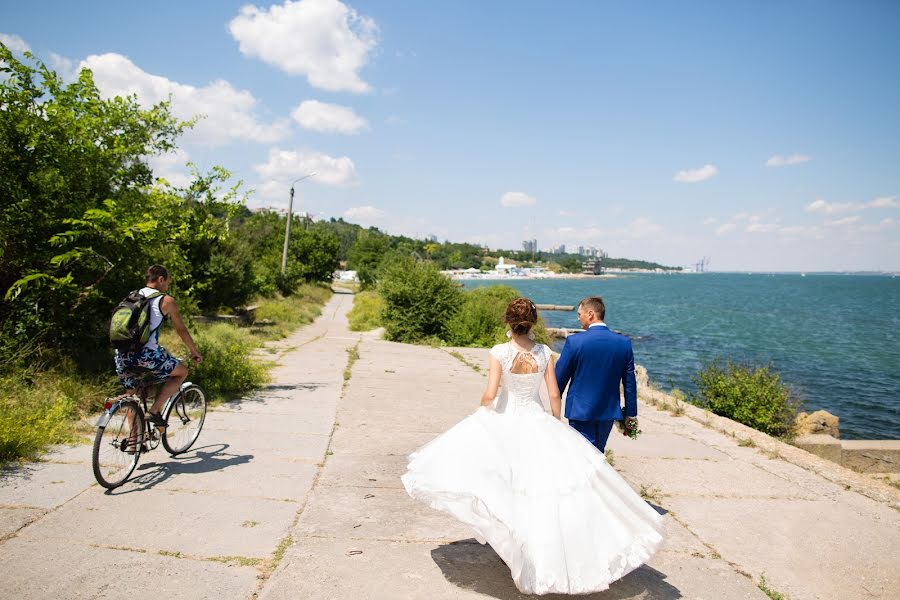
[114,265,203,430]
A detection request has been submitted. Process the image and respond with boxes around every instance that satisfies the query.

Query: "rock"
[794,410,840,438]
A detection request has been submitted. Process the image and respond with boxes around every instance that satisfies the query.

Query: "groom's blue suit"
[555,324,637,452]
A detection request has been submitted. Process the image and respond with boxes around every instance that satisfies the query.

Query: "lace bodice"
[489,342,551,415]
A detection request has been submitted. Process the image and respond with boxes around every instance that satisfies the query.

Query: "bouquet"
[616,416,641,440]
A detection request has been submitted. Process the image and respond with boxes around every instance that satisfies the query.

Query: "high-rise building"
[522,239,538,253]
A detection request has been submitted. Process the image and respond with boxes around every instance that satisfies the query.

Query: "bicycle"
[91,366,207,489]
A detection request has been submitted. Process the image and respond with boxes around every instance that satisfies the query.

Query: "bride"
[402,297,664,595]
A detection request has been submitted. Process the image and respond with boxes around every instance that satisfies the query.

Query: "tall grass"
[0,368,112,462]
[347,291,383,331]
[250,284,331,341]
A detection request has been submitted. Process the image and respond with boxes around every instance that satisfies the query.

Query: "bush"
[377,255,462,343]
[167,324,268,402]
[446,285,551,347]
[348,291,383,331]
[692,359,800,437]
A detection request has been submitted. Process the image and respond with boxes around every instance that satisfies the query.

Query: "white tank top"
[140,287,165,349]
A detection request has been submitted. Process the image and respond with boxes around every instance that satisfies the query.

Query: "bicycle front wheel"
[92,399,143,489]
[162,384,207,455]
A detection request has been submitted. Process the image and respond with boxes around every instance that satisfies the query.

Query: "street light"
[281,173,316,275]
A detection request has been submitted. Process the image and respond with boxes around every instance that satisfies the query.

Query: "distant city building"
[427,234,438,243]
[548,244,566,254]
[577,245,585,256]
[522,239,538,253]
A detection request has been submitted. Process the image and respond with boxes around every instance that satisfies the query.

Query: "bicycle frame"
[95,380,194,428]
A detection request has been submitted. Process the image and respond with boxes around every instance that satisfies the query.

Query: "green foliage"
[283,227,341,288]
[446,285,518,347]
[347,291,383,332]
[174,323,268,402]
[348,230,390,288]
[445,285,551,347]
[692,359,800,437]
[377,255,462,343]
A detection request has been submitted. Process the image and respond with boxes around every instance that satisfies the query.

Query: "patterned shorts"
[114,345,181,389]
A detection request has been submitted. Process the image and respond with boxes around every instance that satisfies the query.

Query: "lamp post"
[281,173,316,275]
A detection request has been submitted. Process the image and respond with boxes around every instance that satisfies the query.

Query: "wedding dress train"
[401,342,664,595]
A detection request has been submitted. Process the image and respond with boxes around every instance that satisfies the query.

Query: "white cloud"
[149,148,192,188]
[806,199,858,214]
[703,217,717,225]
[0,33,30,54]
[806,196,899,215]
[82,53,290,146]
[291,100,368,134]
[500,192,537,207]
[559,210,577,217]
[766,154,810,167]
[229,0,378,93]
[48,52,79,82]
[825,216,861,227]
[716,223,736,235]
[734,212,750,221]
[870,196,898,209]
[343,205,384,224]
[747,222,781,233]
[255,148,359,188]
[673,164,717,183]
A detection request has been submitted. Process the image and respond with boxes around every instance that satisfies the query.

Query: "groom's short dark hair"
[579,296,606,320]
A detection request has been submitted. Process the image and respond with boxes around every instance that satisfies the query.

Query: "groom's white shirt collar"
[588,322,607,328]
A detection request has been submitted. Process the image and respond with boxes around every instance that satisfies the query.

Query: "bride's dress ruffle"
[401,344,664,595]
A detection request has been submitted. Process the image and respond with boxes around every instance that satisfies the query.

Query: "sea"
[463,273,899,440]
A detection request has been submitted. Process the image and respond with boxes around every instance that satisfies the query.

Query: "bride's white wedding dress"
[401,342,664,595]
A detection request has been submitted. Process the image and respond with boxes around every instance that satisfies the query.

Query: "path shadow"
[431,539,681,600]
[105,443,252,495]
[216,382,331,409]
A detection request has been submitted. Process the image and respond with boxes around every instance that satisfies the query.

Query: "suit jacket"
[555,325,637,422]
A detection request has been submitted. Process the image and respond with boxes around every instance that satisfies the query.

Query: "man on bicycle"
[114,265,203,428]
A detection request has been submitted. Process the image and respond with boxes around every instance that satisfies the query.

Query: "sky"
[2,0,899,272]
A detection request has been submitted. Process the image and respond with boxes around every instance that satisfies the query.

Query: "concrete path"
[2,293,899,599]
[0,292,359,599]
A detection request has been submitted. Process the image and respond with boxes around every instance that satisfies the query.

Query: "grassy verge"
[0,284,332,463]
[347,290,383,332]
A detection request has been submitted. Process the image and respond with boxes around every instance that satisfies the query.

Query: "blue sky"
[3,0,899,271]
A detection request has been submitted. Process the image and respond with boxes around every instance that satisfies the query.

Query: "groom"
[555,296,637,453]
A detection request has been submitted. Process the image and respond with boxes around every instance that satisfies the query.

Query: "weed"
[343,343,360,385]
[738,437,756,448]
[639,483,663,503]
[209,555,263,567]
[605,448,616,467]
[159,550,185,558]
[447,350,482,373]
[242,520,259,528]
[757,575,788,600]
[272,535,294,567]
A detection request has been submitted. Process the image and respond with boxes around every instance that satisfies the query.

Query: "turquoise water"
[464,274,900,440]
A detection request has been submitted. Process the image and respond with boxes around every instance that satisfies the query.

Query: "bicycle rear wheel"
[92,399,143,489]
[162,384,207,455]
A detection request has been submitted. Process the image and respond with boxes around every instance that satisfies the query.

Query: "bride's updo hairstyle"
[505,297,538,335]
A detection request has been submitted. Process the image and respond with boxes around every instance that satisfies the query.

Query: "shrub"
[446,285,551,347]
[250,284,331,341]
[348,291,383,331]
[168,324,268,402]
[377,255,462,343]
[692,359,800,437]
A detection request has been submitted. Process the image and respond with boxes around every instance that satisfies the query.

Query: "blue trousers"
[568,419,615,453]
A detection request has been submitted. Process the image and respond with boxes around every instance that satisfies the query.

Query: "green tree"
[348,230,390,287]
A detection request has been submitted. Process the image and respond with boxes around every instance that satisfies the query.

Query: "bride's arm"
[480,356,502,407]
[545,354,562,419]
